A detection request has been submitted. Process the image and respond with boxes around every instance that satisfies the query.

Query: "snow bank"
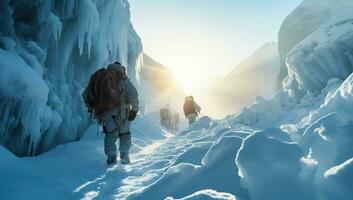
[0,0,142,156]
[324,157,353,199]
[236,132,315,200]
[131,114,171,143]
[128,119,249,200]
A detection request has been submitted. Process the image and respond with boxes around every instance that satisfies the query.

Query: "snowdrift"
[0,0,142,156]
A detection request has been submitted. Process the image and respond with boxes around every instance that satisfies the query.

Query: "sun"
[172,67,208,95]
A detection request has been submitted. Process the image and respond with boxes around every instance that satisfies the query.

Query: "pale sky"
[129,0,302,93]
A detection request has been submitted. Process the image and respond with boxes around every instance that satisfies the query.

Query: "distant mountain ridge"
[202,42,280,118]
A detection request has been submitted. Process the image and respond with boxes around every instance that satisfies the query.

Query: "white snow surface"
[0,0,142,156]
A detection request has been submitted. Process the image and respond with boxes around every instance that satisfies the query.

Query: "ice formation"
[0,0,142,156]
[277,0,353,92]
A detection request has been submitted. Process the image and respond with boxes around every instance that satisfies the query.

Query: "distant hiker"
[183,96,201,125]
[83,62,139,165]
[160,103,172,129]
[172,112,180,131]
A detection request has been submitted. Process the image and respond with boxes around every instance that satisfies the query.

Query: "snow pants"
[100,109,132,157]
[186,113,198,125]
[104,132,131,157]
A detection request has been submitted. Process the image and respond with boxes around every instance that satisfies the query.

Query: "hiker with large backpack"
[82,62,139,165]
[183,96,201,125]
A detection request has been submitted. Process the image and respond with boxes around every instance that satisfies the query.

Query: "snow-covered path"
[2,107,353,200]
[1,116,250,200]
[76,116,246,200]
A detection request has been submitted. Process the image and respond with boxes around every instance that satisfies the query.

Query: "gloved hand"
[128,110,138,121]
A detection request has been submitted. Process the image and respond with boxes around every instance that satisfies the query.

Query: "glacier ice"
[278,0,353,95]
[0,0,142,156]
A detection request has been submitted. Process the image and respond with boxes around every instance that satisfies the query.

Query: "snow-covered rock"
[0,0,142,156]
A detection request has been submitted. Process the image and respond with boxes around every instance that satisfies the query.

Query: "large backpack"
[86,68,123,117]
[183,100,195,115]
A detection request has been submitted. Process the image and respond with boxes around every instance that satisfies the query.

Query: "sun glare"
[172,66,208,95]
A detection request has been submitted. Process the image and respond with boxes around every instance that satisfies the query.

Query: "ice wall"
[0,0,142,156]
[277,0,353,93]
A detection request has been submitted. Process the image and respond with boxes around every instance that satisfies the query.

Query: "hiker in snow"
[160,103,172,129]
[183,96,201,125]
[172,112,180,131]
[83,62,139,165]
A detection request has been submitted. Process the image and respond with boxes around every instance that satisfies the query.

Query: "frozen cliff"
[0,0,142,156]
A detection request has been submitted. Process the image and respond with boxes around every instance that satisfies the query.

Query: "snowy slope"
[205,42,279,118]
[0,0,142,156]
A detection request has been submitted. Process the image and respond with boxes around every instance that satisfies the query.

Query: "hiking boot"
[106,155,117,166]
[120,152,131,165]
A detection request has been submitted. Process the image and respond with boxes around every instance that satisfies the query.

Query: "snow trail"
[68,116,243,200]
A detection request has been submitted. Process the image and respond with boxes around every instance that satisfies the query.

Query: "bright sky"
[129,0,302,93]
